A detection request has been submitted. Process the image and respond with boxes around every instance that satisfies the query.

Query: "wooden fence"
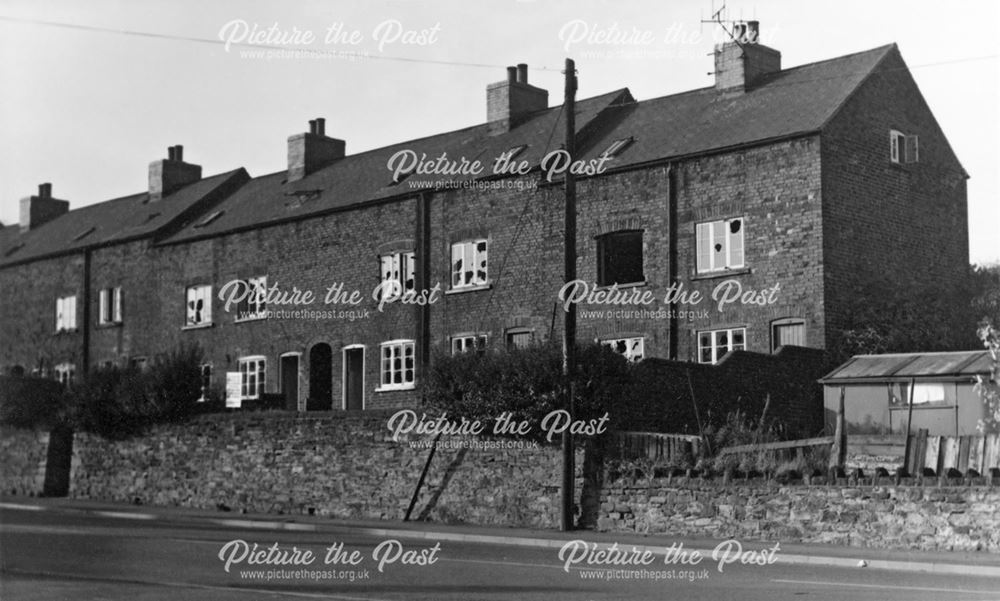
[611,431,702,463]
[613,430,1000,475]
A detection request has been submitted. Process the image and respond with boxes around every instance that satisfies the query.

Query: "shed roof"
[820,351,993,384]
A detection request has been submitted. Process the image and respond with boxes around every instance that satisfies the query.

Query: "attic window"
[503,144,527,160]
[890,130,919,164]
[194,210,224,228]
[601,137,634,158]
[72,227,96,241]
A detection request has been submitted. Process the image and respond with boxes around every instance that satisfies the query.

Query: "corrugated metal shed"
[820,351,992,384]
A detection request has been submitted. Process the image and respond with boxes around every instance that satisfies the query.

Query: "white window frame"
[378,340,415,391]
[379,251,416,301]
[185,284,212,327]
[55,295,77,332]
[450,239,488,290]
[98,286,122,325]
[451,333,488,355]
[697,327,746,364]
[890,129,904,163]
[238,356,267,400]
[54,362,74,386]
[235,276,267,322]
[696,217,745,274]
[198,363,212,403]
[601,337,645,362]
[505,328,534,350]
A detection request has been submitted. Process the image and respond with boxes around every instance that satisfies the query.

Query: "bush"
[423,342,646,441]
[73,344,205,439]
[0,375,69,429]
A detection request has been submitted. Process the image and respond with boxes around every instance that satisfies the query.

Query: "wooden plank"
[718,436,833,456]
[969,436,985,473]
[924,436,941,474]
[986,434,1000,470]
[846,435,907,447]
[958,436,972,473]
[942,436,961,471]
[910,429,928,474]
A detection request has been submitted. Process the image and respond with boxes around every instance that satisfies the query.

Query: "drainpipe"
[82,248,92,376]
[667,165,678,360]
[415,192,432,379]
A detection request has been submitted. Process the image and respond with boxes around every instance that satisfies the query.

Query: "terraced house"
[0,28,969,411]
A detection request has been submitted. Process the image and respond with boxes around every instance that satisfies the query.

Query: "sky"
[1,0,997,264]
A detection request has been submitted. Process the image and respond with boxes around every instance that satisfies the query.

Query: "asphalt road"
[2,506,999,600]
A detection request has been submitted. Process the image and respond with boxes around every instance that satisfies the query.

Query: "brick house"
[0,29,969,412]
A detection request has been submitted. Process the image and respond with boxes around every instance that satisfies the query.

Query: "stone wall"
[597,473,1000,553]
[0,427,49,496]
[67,411,584,528]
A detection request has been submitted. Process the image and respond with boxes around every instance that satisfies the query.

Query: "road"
[1,505,999,600]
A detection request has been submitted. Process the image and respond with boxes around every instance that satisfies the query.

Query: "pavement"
[3,495,1000,578]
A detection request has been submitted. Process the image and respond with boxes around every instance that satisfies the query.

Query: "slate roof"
[3,43,901,258]
[820,351,993,384]
[0,169,246,266]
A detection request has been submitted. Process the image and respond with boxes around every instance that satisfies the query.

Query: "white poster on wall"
[225,372,242,409]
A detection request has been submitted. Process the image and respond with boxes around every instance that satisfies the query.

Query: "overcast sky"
[1,0,997,264]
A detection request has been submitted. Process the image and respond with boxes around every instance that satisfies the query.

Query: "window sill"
[375,384,416,393]
[182,322,214,331]
[96,322,123,329]
[595,280,647,290]
[54,329,78,335]
[234,315,267,324]
[691,268,750,281]
[445,283,492,296]
[888,404,955,411]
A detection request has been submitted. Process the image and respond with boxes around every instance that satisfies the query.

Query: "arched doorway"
[307,343,332,411]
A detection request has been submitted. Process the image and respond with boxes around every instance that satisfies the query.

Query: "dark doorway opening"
[307,343,332,411]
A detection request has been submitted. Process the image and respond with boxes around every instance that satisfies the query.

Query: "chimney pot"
[516,63,528,84]
[506,66,517,84]
[38,183,52,198]
[167,146,176,161]
[308,119,316,135]
[747,20,760,43]
[316,118,326,137]
[174,145,183,162]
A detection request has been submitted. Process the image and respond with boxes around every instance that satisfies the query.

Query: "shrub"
[0,375,69,430]
[73,344,205,439]
[423,342,646,441]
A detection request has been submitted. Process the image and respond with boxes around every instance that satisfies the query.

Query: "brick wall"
[821,47,970,350]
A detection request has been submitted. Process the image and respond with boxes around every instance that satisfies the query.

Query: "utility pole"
[561,57,577,532]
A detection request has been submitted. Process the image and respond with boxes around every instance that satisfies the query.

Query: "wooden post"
[560,57,578,532]
[902,377,916,471]
[829,386,846,470]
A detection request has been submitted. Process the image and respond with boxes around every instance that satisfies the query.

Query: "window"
[98,287,122,325]
[601,136,634,158]
[185,285,212,326]
[698,327,746,364]
[451,334,488,355]
[198,364,212,402]
[771,319,806,352]
[602,337,645,362]
[505,328,534,350]
[696,218,744,274]
[235,276,267,321]
[597,231,644,286]
[891,382,947,406]
[129,356,149,371]
[54,363,74,387]
[239,356,266,400]
[451,240,488,289]
[379,340,415,390]
[379,252,416,300]
[194,210,224,228]
[890,130,919,164]
[55,295,77,332]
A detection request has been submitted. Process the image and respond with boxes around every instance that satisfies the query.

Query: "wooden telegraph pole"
[561,58,578,532]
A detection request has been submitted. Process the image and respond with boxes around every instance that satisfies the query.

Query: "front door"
[344,347,364,411]
[280,354,299,411]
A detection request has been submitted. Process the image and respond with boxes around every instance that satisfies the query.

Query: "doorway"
[280,353,300,411]
[343,345,365,411]
[308,343,332,411]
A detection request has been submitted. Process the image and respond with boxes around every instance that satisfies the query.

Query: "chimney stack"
[487,63,548,135]
[20,182,69,232]
[287,117,345,182]
[714,21,781,93]
[149,145,202,201]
